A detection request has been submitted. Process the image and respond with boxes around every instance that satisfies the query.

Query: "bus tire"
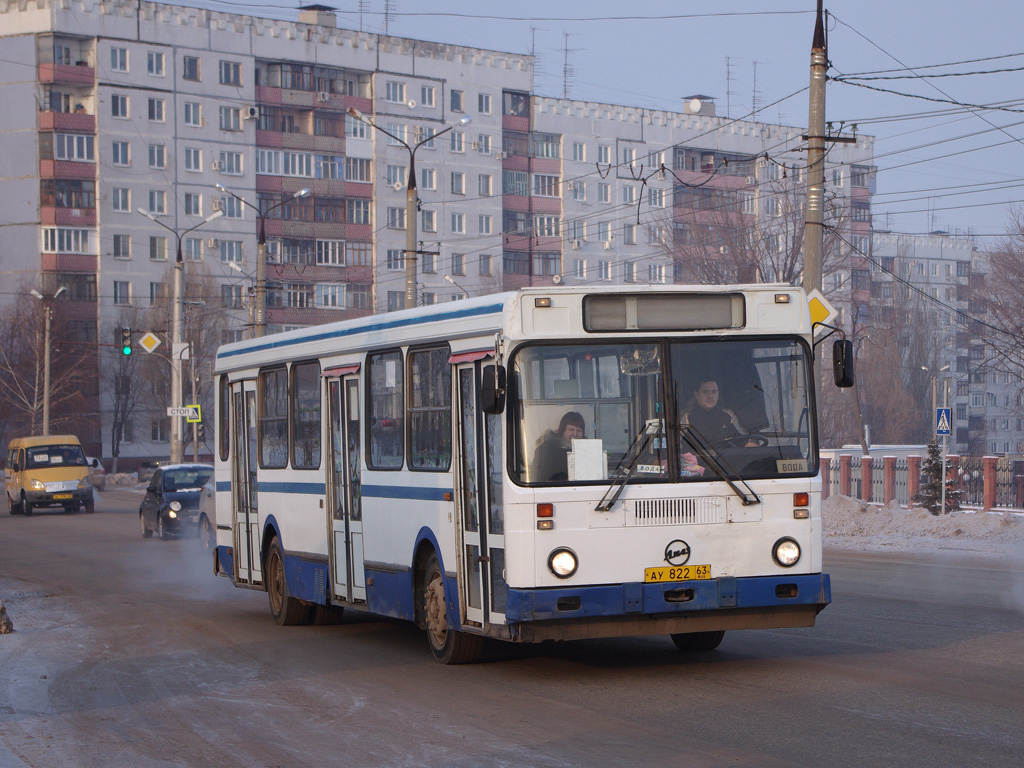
[423,551,483,665]
[310,604,345,625]
[266,537,311,626]
[670,630,725,652]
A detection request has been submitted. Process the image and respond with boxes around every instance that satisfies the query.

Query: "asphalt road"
[1,489,1023,767]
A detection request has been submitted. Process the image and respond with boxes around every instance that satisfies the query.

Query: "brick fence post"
[860,455,873,503]
[883,456,896,505]
[840,454,852,497]
[908,455,921,503]
[822,456,831,501]
[983,456,998,511]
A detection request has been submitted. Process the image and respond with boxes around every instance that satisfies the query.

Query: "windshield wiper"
[678,424,761,506]
[595,419,662,512]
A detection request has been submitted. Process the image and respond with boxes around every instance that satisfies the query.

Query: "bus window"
[408,346,452,471]
[367,350,404,469]
[291,361,321,470]
[259,367,288,468]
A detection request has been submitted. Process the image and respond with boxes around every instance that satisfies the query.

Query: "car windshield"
[510,338,815,485]
[25,444,86,469]
[162,468,212,492]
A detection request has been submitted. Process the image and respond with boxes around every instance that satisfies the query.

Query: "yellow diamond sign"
[139,332,162,353]
[807,289,838,329]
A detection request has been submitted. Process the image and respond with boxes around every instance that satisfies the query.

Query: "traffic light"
[197,422,205,441]
[120,327,132,355]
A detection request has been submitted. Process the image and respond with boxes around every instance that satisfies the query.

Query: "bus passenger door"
[455,363,506,630]
[327,375,365,603]
[231,379,261,585]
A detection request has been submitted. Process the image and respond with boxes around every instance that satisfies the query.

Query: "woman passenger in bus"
[530,411,586,482]
[680,379,759,450]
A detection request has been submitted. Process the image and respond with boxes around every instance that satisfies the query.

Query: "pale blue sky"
[206,0,1024,241]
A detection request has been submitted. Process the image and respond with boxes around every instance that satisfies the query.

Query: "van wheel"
[422,551,483,664]
[7,495,20,515]
[266,537,311,626]
[84,501,94,514]
[21,494,32,516]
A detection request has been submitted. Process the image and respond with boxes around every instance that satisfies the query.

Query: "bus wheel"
[670,630,725,652]
[423,552,482,664]
[266,538,311,626]
[310,604,345,625]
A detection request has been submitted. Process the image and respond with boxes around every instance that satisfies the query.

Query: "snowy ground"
[824,495,1024,560]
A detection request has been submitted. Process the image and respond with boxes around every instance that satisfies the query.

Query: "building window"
[347,199,371,225]
[113,280,131,305]
[479,253,492,277]
[386,249,404,271]
[385,80,406,104]
[598,183,610,203]
[147,51,164,76]
[534,215,560,237]
[479,214,492,235]
[451,172,465,195]
[624,262,637,283]
[533,174,560,197]
[622,185,635,204]
[184,102,201,127]
[572,181,586,202]
[148,190,166,214]
[148,144,166,169]
[533,252,560,276]
[421,252,436,273]
[55,133,95,161]
[345,157,371,182]
[477,134,491,154]
[219,60,241,86]
[648,264,666,283]
[451,212,465,234]
[184,193,202,216]
[112,234,130,259]
[421,209,436,232]
[452,253,465,276]
[315,240,345,266]
[149,281,166,305]
[184,238,202,261]
[112,188,130,212]
[219,106,241,132]
[314,284,346,310]
[221,284,243,308]
[598,145,610,164]
[345,114,367,139]
[478,92,492,114]
[219,151,242,175]
[387,207,406,229]
[572,142,586,162]
[450,89,464,112]
[648,188,665,207]
[184,147,201,172]
[573,259,586,279]
[149,236,167,261]
[479,174,492,197]
[386,165,407,187]
[182,55,200,81]
[449,131,465,153]
[220,240,243,263]
[219,196,243,219]
[111,94,128,119]
[346,242,371,266]
[623,223,636,245]
[111,47,128,72]
[421,85,436,107]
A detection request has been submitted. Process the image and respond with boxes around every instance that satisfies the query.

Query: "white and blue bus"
[211,285,853,663]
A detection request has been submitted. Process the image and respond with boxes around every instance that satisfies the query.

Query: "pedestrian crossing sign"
[936,408,951,436]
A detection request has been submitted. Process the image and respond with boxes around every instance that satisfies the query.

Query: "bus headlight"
[772,537,801,568]
[548,548,578,579]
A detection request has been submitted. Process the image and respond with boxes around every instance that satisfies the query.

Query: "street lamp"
[216,183,310,337]
[443,274,468,299]
[30,285,67,435]
[347,107,471,309]
[136,208,223,464]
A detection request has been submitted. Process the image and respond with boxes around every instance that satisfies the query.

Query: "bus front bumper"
[503,573,830,643]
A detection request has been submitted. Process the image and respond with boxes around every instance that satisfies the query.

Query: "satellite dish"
[407,99,417,109]
[391,181,404,191]
[551,274,562,285]
[689,98,702,114]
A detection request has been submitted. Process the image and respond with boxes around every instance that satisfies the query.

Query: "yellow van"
[4,435,94,515]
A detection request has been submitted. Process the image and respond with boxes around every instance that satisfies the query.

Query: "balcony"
[39,62,95,86]
[39,111,95,133]
[39,160,96,181]
[41,207,96,227]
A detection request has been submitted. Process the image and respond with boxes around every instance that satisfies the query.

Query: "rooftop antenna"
[725,56,737,119]
[561,32,580,100]
[529,26,547,85]
[752,60,762,117]
[384,0,395,36]
[358,0,369,33]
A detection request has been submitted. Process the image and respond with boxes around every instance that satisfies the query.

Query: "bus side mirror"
[481,364,506,414]
[833,339,855,388]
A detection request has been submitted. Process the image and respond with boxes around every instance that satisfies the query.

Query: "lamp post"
[30,285,67,435]
[347,108,471,309]
[216,184,310,337]
[136,208,223,463]
[443,273,468,299]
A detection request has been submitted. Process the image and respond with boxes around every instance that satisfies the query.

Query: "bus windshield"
[511,338,815,485]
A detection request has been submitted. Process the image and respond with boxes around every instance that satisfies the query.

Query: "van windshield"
[25,444,87,469]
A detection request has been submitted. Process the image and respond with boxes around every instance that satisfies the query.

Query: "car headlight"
[79,476,93,489]
[169,500,182,511]
[29,479,45,491]
[772,537,801,568]
[547,547,578,579]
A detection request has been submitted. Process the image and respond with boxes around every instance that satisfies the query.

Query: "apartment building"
[0,0,875,461]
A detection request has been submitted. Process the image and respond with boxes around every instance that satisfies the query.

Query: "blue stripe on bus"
[217,301,505,360]
[216,480,231,493]
[504,573,831,623]
[256,481,326,495]
[362,484,452,501]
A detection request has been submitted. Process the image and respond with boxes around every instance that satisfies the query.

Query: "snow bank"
[824,495,1024,558]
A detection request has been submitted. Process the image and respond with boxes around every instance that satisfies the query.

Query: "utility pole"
[803,0,827,297]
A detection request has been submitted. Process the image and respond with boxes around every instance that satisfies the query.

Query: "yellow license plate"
[53,493,73,500]
[644,564,711,583]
